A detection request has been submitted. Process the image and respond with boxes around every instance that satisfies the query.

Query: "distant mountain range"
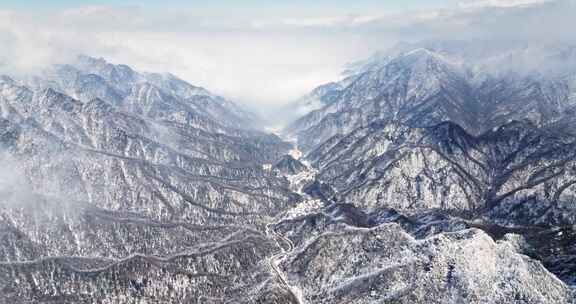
[0,44,575,303]
[288,42,576,151]
[284,41,576,299]
[0,56,300,303]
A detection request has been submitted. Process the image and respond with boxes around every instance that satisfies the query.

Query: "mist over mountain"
[0,38,575,303]
[288,41,576,150]
[1,0,576,303]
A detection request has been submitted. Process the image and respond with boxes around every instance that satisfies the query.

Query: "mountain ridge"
[0,44,575,303]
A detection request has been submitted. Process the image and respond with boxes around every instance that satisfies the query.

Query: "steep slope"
[0,72,301,302]
[268,202,575,303]
[26,56,256,132]
[287,43,576,152]
[277,222,573,304]
[281,42,576,295]
[1,46,576,303]
[307,120,576,220]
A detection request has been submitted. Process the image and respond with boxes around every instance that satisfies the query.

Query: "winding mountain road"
[260,132,310,303]
[265,221,304,304]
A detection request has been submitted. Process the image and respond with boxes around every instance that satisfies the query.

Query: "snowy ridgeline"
[278,221,574,304]
[0,43,576,303]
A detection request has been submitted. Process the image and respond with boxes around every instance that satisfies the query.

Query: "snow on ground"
[284,199,324,220]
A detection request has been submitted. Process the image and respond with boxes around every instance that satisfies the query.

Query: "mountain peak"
[35,88,83,112]
[0,75,16,85]
[274,154,307,175]
[75,55,138,84]
[82,98,115,115]
[394,48,458,69]
[77,54,105,64]
[404,47,438,58]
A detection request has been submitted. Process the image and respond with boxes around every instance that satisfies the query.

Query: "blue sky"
[2,0,455,14]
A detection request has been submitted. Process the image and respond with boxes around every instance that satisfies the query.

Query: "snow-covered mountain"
[287,42,576,152]
[1,46,576,303]
[25,56,257,132]
[280,41,576,301]
[0,59,301,303]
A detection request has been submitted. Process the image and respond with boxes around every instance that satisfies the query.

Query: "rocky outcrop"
[287,44,576,152]
[279,222,574,303]
[274,155,308,176]
[0,60,297,303]
[1,45,576,303]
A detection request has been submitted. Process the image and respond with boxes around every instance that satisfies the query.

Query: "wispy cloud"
[458,0,551,8]
[251,15,386,29]
[0,0,573,110]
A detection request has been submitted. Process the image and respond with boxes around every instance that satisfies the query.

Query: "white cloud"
[274,15,384,28]
[0,0,573,111]
[98,31,353,109]
[0,10,99,74]
[0,7,382,109]
[458,0,550,8]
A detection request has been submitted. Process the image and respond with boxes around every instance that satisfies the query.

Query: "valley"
[1,41,576,303]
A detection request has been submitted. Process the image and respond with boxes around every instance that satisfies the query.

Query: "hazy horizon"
[1,0,574,112]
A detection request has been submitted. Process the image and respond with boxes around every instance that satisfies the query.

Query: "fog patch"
[0,1,574,113]
[0,153,36,208]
